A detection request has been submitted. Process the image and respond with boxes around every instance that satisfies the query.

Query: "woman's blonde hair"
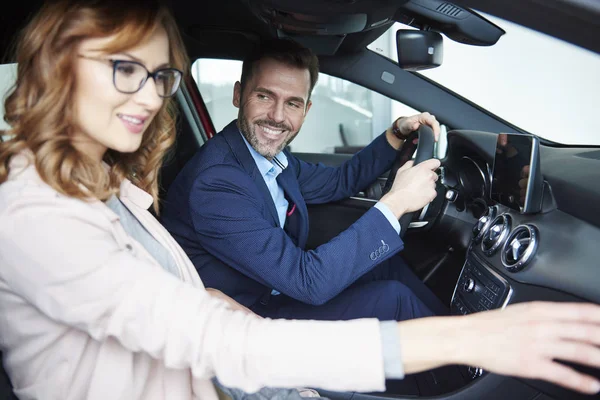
[0,0,189,213]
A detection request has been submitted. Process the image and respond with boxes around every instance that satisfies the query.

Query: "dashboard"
[298,128,600,399]
[441,130,600,304]
[434,130,600,398]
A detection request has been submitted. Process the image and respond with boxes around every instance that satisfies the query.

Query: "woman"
[0,1,599,399]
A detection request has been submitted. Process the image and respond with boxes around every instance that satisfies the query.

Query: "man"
[162,38,446,321]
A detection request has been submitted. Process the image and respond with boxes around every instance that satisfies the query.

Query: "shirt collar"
[239,130,288,178]
[98,160,153,210]
[119,178,154,210]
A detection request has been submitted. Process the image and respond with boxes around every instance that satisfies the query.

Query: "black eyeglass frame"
[78,55,183,98]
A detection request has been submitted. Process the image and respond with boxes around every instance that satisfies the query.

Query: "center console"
[450,202,543,381]
[451,253,512,316]
[448,133,543,321]
[449,248,514,381]
[451,206,514,316]
[449,205,519,381]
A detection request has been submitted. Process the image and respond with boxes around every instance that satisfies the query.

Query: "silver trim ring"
[481,214,512,256]
[473,206,497,244]
[502,224,539,272]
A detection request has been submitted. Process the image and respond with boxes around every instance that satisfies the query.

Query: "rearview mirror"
[396,30,443,71]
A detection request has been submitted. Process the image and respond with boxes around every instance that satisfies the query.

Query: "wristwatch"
[391,117,409,140]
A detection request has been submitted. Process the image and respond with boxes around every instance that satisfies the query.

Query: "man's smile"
[256,123,287,139]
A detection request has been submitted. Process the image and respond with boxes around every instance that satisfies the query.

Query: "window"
[192,59,419,154]
[367,14,600,145]
[0,64,17,136]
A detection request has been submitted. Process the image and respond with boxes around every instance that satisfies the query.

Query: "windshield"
[368,13,600,146]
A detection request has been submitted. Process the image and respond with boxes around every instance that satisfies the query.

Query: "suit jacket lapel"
[221,121,280,228]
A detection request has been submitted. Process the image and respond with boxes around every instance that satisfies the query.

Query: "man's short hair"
[240,38,320,100]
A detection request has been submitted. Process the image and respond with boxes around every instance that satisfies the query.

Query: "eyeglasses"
[78,55,183,98]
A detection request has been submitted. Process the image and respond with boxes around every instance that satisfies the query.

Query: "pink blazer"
[0,153,386,400]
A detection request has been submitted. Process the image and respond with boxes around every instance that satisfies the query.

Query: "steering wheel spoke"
[382,125,437,238]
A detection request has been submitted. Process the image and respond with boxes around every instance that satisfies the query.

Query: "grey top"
[105,196,180,279]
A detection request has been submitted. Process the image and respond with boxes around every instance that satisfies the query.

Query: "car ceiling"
[0,0,599,64]
[171,0,600,59]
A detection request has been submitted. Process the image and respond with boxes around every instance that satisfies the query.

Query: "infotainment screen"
[491,133,543,213]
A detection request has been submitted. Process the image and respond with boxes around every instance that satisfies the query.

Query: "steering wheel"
[381,124,436,238]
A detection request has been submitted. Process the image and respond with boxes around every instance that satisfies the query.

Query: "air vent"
[502,224,539,272]
[481,214,512,256]
[436,3,464,18]
[472,206,497,244]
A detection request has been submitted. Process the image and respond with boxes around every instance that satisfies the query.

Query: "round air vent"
[502,224,539,272]
[472,206,497,244]
[481,214,512,256]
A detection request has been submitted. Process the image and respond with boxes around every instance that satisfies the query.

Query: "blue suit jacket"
[161,120,405,307]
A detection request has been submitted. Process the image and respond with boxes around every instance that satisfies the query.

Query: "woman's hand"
[398,301,600,395]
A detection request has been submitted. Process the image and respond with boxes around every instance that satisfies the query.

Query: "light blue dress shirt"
[241,134,289,228]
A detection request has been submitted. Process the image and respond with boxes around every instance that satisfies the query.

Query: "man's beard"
[238,106,299,160]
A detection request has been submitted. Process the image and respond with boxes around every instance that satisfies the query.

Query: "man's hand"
[387,112,441,149]
[379,158,440,218]
[519,164,530,205]
[206,288,260,317]
[398,301,600,395]
[397,112,441,140]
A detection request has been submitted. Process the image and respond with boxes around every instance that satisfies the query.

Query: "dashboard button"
[445,189,458,202]
[463,278,476,293]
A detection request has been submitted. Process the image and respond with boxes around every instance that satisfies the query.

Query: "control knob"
[463,278,475,293]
